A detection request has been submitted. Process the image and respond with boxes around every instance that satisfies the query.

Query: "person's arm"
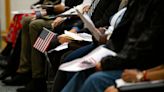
[57,19,85,44]
[121,65,164,82]
[51,0,92,29]
[61,0,92,15]
[94,0,121,28]
[144,65,164,81]
[146,65,164,72]
[53,4,66,14]
[45,3,65,15]
[52,0,92,31]
[32,0,64,17]
[104,65,164,92]
[105,86,119,92]
[97,0,164,71]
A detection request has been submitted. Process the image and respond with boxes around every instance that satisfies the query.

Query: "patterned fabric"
[5,13,34,47]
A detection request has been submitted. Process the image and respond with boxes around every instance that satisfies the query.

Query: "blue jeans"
[62,70,122,92]
[52,43,97,92]
[63,43,97,63]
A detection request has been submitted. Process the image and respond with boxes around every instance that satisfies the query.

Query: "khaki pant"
[17,16,53,78]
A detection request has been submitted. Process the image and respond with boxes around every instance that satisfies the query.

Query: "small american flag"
[33,27,56,53]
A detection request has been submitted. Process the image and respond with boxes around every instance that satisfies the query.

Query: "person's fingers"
[59,37,71,44]
[51,19,63,28]
[104,86,118,92]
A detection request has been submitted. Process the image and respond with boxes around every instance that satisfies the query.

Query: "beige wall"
[0,0,38,31]
[0,0,6,31]
[11,0,38,11]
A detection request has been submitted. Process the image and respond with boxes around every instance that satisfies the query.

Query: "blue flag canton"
[40,29,49,39]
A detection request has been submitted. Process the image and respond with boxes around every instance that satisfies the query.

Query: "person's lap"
[62,43,97,63]
[62,70,122,92]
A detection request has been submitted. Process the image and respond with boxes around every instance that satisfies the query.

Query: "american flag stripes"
[33,27,55,53]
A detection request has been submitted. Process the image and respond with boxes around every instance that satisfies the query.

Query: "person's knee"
[22,16,32,28]
[85,71,121,84]
[29,19,44,29]
[81,71,119,91]
[86,72,105,84]
[29,19,45,34]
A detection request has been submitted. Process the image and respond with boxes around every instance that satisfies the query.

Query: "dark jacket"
[46,0,83,15]
[101,0,164,70]
[73,0,121,30]
[65,0,83,8]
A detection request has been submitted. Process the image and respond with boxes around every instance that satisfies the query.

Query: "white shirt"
[105,7,127,40]
[61,0,65,5]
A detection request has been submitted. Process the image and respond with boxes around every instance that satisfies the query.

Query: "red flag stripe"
[33,29,55,53]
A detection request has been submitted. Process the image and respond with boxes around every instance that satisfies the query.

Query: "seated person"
[0,0,59,79]
[2,0,95,92]
[52,0,126,91]
[60,0,164,92]
[105,65,164,92]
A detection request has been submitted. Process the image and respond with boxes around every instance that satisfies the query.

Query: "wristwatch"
[136,71,144,81]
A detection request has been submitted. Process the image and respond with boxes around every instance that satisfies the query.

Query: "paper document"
[75,9,102,41]
[116,79,164,91]
[64,30,92,42]
[59,45,117,72]
[56,13,77,18]
[31,4,54,9]
[48,42,68,52]
[61,5,84,15]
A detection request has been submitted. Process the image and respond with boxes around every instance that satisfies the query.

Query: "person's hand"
[122,69,142,82]
[104,86,119,92]
[31,14,37,20]
[95,62,102,71]
[92,28,107,44]
[58,34,72,44]
[82,5,90,14]
[69,28,78,33]
[40,9,47,16]
[51,17,65,29]
[54,4,65,14]
[98,27,107,34]
[57,28,78,44]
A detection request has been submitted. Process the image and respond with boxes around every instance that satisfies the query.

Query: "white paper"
[61,5,82,15]
[116,78,164,88]
[59,45,117,72]
[64,30,92,42]
[61,0,92,15]
[54,42,68,51]
[78,33,93,42]
[75,9,101,41]
[47,42,68,53]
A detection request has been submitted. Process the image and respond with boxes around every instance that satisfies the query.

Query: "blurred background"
[0,0,38,51]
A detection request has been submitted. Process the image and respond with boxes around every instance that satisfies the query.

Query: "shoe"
[0,54,6,59]
[0,55,8,68]
[2,72,31,86]
[16,78,47,92]
[0,70,15,80]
